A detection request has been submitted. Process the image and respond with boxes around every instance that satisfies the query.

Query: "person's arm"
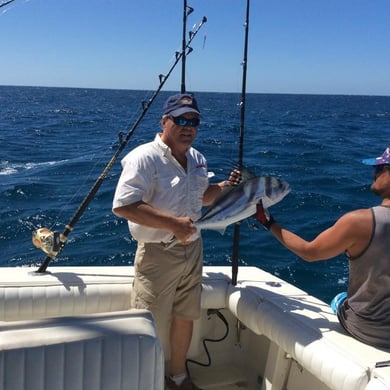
[202,181,229,206]
[255,202,372,262]
[113,201,196,243]
[203,169,241,206]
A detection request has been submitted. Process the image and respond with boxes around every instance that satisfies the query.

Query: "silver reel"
[32,228,64,258]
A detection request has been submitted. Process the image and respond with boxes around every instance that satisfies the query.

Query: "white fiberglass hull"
[0,265,389,390]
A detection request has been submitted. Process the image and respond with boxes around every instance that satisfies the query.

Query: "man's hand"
[255,200,276,230]
[218,169,242,189]
[172,217,197,243]
[228,169,241,185]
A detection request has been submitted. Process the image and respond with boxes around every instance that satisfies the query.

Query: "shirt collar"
[154,133,192,158]
[154,133,170,157]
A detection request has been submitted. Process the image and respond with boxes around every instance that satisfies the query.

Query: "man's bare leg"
[170,316,193,376]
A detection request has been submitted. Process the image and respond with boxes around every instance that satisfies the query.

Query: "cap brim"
[362,157,381,165]
[169,107,200,117]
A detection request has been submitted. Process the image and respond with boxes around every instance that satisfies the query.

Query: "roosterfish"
[165,169,290,249]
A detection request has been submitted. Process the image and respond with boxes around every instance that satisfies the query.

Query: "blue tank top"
[338,205,390,348]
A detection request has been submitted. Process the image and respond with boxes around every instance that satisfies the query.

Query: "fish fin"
[222,162,256,182]
[240,167,256,182]
[206,166,254,206]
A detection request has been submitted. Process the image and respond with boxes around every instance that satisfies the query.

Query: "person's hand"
[228,169,241,185]
[172,217,197,243]
[255,200,276,230]
[219,169,242,188]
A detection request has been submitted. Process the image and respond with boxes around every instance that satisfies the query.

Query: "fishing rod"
[231,0,250,286]
[0,0,15,8]
[181,0,194,93]
[34,15,207,274]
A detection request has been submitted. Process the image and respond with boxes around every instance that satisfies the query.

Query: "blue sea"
[1,85,389,303]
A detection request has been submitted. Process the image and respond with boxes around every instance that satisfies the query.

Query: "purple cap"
[162,94,200,117]
[362,145,390,166]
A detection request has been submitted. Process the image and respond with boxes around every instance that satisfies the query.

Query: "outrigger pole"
[181,0,194,93]
[35,14,207,274]
[231,0,250,286]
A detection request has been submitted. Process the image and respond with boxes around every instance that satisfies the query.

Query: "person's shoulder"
[339,208,372,224]
[188,146,206,160]
[121,141,158,167]
[127,140,157,156]
[344,208,372,217]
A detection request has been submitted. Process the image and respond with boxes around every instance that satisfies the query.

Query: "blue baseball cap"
[362,144,390,166]
[163,93,200,117]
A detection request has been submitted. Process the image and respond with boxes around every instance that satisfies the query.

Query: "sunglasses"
[374,164,390,174]
[169,116,200,127]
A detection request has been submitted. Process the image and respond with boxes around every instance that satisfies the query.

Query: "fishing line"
[38,136,119,230]
[34,14,207,273]
[231,0,250,286]
[45,150,112,230]
[180,4,206,93]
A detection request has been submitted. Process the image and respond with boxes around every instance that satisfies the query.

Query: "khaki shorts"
[131,239,203,347]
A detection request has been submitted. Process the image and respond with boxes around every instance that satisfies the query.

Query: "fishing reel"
[32,228,65,258]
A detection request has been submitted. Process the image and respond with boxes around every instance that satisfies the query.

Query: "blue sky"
[1,0,389,95]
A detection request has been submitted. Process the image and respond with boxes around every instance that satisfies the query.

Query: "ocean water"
[1,85,389,303]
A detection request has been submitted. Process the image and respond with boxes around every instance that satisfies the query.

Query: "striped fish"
[165,171,290,248]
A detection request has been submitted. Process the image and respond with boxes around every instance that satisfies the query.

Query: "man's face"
[161,113,200,151]
[371,164,390,197]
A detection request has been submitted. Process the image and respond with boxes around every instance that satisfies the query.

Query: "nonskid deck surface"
[191,364,253,389]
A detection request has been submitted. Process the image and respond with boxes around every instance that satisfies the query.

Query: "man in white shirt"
[113,93,239,390]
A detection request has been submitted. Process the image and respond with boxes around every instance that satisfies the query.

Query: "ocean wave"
[0,160,63,176]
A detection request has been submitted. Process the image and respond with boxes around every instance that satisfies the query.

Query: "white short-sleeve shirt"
[113,133,209,243]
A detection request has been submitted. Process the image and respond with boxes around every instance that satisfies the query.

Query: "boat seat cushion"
[0,309,164,390]
[226,266,390,390]
[0,267,229,322]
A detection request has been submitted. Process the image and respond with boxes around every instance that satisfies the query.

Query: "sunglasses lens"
[172,116,200,127]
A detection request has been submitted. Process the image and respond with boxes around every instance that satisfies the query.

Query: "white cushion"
[0,309,164,390]
[0,266,230,322]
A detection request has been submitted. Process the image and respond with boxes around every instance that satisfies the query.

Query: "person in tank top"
[255,144,390,349]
